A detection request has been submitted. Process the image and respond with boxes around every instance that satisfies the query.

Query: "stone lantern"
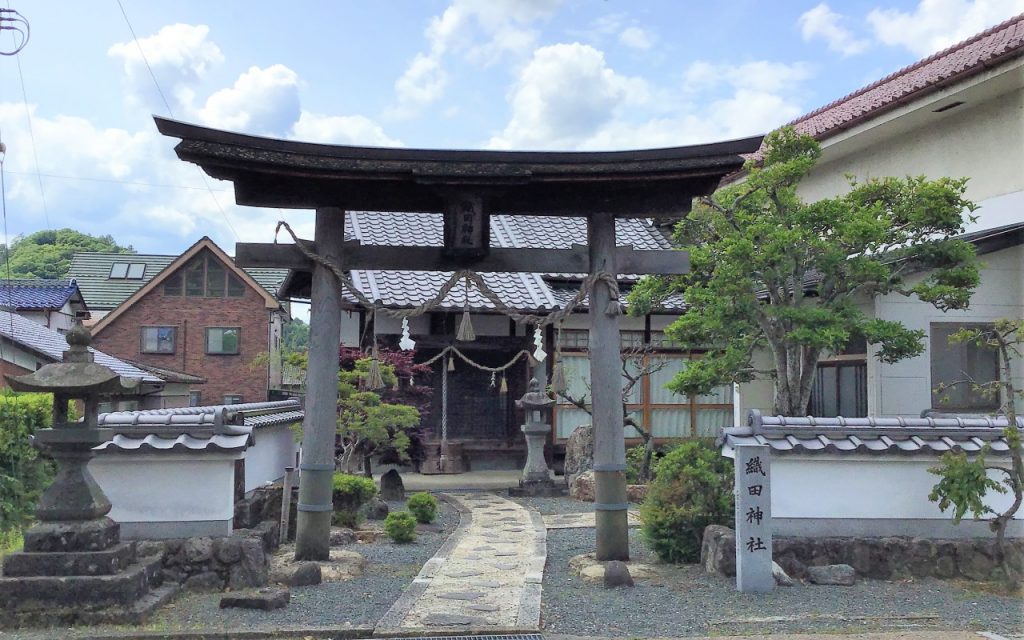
[0,320,169,627]
[509,377,564,497]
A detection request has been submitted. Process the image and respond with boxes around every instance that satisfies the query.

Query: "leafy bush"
[331,473,377,527]
[0,393,58,538]
[384,511,417,543]
[406,492,438,524]
[640,440,734,564]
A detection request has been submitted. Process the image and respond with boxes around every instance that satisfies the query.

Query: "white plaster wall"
[871,245,1024,417]
[90,452,240,538]
[771,455,1021,522]
[0,340,44,372]
[244,423,300,493]
[799,83,1024,209]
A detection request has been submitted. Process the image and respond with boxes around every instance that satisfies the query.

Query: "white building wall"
[90,451,241,539]
[244,423,300,493]
[766,454,1023,538]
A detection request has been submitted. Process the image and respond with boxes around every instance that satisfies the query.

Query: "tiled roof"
[122,359,206,385]
[69,253,175,311]
[68,251,288,311]
[719,410,1022,456]
[344,211,675,313]
[0,311,162,382]
[94,401,303,454]
[95,432,251,454]
[0,279,81,311]
[788,13,1024,145]
[97,400,302,429]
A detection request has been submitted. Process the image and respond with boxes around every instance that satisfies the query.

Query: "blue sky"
[0,0,1021,256]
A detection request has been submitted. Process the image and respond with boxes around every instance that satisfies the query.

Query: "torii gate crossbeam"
[155,116,762,562]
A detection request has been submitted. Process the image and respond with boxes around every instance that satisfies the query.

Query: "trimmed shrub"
[406,492,438,524]
[0,392,58,538]
[640,440,734,564]
[332,473,377,527]
[384,512,416,543]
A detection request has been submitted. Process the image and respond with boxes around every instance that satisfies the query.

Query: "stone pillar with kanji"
[734,443,773,593]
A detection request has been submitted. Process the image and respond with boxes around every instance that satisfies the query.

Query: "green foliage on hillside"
[0,228,133,279]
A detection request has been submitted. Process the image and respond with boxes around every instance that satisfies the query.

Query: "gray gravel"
[542,525,1024,637]
[510,494,595,515]
[4,498,459,639]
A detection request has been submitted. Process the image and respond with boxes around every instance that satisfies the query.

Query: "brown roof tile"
[790,13,1024,142]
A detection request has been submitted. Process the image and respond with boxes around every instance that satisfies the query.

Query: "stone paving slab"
[374,491,546,632]
[543,510,642,529]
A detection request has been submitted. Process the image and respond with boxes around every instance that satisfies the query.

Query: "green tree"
[629,127,980,415]
[929,320,1024,585]
[335,358,420,475]
[0,229,133,279]
[282,318,309,354]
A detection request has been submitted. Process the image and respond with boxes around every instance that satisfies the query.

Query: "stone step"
[0,554,162,613]
[2,541,136,577]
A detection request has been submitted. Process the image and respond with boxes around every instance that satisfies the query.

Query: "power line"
[4,3,49,228]
[5,169,231,192]
[114,0,239,241]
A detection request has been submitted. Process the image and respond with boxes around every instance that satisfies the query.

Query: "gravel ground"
[3,498,459,639]
[542,525,1024,637]
[511,495,596,515]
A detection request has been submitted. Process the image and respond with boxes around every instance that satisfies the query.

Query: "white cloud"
[197,64,301,135]
[684,60,814,94]
[486,51,811,151]
[867,0,1024,57]
[393,53,448,116]
[798,3,871,56]
[291,112,402,146]
[392,0,562,115]
[619,26,654,50]
[486,43,648,150]
[108,24,224,112]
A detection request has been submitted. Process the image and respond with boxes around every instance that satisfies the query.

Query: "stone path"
[375,491,546,632]
[543,510,642,529]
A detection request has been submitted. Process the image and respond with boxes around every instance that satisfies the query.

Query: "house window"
[109,262,146,279]
[552,349,733,440]
[166,252,246,298]
[224,394,244,405]
[189,391,202,407]
[206,327,240,355]
[140,326,175,354]
[810,361,867,417]
[931,323,1000,411]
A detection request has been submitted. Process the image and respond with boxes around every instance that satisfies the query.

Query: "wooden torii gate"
[155,116,762,561]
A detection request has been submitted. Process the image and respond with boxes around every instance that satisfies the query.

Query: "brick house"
[74,237,289,406]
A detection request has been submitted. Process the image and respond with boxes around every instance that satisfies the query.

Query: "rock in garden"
[772,561,794,586]
[564,424,594,486]
[330,527,356,546]
[220,587,290,610]
[214,537,242,564]
[626,483,648,503]
[380,469,405,501]
[361,496,390,520]
[276,561,322,587]
[604,560,635,588]
[227,538,269,589]
[183,536,214,563]
[135,540,166,559]
[569,470,595,502]
[807,563,856,586]
[183,571,224,592]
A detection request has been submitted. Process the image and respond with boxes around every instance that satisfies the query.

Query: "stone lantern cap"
[4,320,141,396]
[515,377,556,412]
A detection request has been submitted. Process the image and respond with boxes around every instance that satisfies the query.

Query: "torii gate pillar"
[295,208,344,560]
[588,213,631,559]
